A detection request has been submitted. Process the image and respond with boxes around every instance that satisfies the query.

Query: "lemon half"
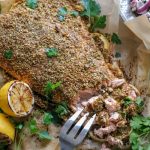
[0,113,15,143]
[0,81,34,117]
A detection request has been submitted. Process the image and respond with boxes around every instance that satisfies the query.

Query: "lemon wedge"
[99,34,110,50]
[0,113,15,144]
[0,81,34,117]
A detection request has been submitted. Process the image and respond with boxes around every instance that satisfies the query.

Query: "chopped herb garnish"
[44,81,61,96]
[26,0,38,9]
[27,118,53,141]
[135,97,144,108]
[111,33,122,45]
[28,119,39,134]
[58,7,68,16]
[38,131,53,141]
[90,15,106,32]
[135,97,144,112]
[55,101,69,117]
[130,116,150,150]
[45,48,58,58]
[80,0,101,17]
[4,50,13,59]
[70,10,79,17]
[123,97,133,107]
[80,0,106,32]
[58,7,68,21]
[43,112,53,125]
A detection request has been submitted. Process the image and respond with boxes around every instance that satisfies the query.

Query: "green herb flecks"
[70,10,79,17]
[130,116,150,150]
[38,131,53,141]
[28,118,52,141]
[111,33,122,45]
[90,15,106,32]
[81,0,101,17]
[80,0,106,32]
[135,97,144,108]
[55,101,69,117]
[26,0,38,9]
[4,50,13,59]
[44,81,61,96]
[58,7,68,21]
[28,119,39,134]
[123,97,133,107]
[58,7,68,16]
[43,112,53,125]
[45,48,58,58]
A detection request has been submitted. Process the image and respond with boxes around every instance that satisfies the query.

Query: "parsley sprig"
[45,48,58,58]
[80,0,106,32]
[58,7,79,21]
[54,101,69,117]
[123,97,144,111]
[43,112,53,125]
[4,50,13,59]
[130,116,150,150]
[26,0,38,9]
[111,33,122,45]
[28,118,53,141]
[44,81,61,96]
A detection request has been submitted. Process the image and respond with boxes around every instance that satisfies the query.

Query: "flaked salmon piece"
[0,0,115,105]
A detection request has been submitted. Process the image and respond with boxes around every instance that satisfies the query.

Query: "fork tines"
[60,109,96,146]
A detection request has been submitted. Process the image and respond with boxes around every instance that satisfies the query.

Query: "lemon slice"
[99,34,110,50]
[0,81,34,117]
[0,113,15,144]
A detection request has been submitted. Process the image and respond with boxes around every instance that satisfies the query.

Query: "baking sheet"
[120,0,136,21]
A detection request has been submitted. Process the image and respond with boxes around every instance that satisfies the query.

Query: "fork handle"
[60,141,75,150]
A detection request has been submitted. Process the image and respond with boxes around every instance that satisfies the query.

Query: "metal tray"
[120,0,136,21]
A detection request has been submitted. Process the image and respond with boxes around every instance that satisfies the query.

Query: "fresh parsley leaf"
[130,116,150,150]
[43,113,53,125]
[136,97,144,108]
[58,7,68,22]
[130,116,142,129]
[44,81,61,96]
[55,101,69,117]
[123,97,133,106]
[26,0,38,9]
[51,111,63,125]
[80,0,106,32]
[111,33,122,45]
[130,131,139,150]
[81,0,101,17]
[45,48,58,58]
[38,131,53,141]
[58,7,68,16]
[90,15,106,31]
[4,50,13,59]
[28,119,38,134]
[70,10,79,17]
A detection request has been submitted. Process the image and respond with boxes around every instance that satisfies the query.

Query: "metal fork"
[59,109,96,150]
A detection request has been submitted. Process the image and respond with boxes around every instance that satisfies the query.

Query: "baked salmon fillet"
[0,0,115,104]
